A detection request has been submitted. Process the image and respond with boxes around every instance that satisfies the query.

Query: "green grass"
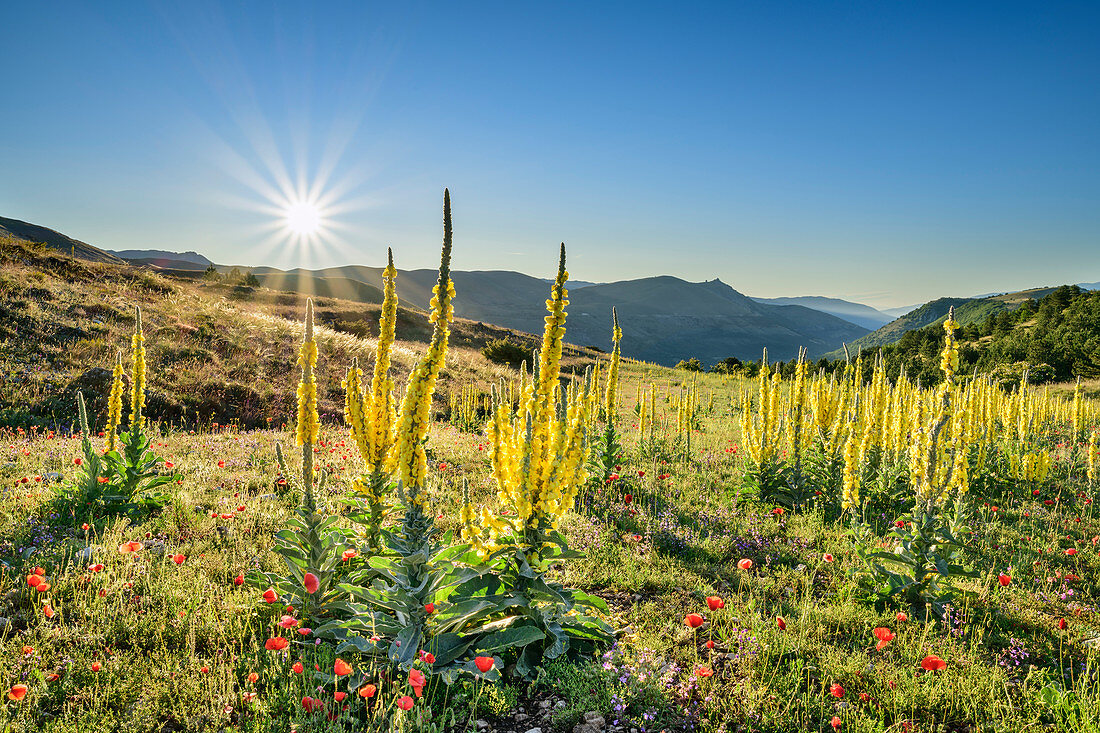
[0,361,1098,731]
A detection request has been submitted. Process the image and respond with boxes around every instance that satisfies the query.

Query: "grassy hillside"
[816,285,1100,385]
[0,234,595,429]
[827,286,1067,359]
[0,217,125,265]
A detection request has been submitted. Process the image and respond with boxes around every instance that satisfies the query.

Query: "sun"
[285,200,322,236]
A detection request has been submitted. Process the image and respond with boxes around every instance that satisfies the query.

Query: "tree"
[675,357,703,372]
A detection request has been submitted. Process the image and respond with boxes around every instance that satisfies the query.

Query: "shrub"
[481,337,530,368]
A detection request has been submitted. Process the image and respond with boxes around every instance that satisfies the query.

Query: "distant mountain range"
[6,217,1097,366]
[110,249,213,269]
[230,266,868,364]
[748,295,893,331]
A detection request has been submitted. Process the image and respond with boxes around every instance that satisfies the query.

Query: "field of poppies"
[2,204,1100,733]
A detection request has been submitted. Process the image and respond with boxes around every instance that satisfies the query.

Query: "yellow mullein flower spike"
[106,350,125,451]
[392,190,455,497]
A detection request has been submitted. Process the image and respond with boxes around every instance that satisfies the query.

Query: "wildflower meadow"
[1,194,1100,733]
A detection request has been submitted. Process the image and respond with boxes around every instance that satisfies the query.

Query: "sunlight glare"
[285,200,322,236]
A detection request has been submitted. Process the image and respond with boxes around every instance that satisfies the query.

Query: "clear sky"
[2,1,1098,308]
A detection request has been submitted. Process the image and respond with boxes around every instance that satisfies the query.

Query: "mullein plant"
[459,245,613,677]
[344,248,399,548]
[251,298,358,622]
[98,306,180,514]
[589,307,625,484]
[319,190,498,681]
[740,349,790,503]
[854,308,976,617]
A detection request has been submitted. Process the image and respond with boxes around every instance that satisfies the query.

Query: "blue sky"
[2,1,1098,308]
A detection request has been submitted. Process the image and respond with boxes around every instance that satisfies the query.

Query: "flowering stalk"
[392,191,455,502]
[344,248,400,546]
[486,244,593,557]
[105,351,124,452]
[603,307,621,424]
[296,299,320,511]
[129,306,146,430]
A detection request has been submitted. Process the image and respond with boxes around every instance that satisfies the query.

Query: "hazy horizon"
[2,1,1098,309]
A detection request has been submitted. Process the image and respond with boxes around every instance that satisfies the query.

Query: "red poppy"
[777,616,787,630]
[279,615,298,629]
[421,652,436,664]
[200,666,210,673]
[397,695,415,710]
[302,696,324,712]
[27,574,43,588]
[737,558,753,570]
[234,573,244,586]
[334,658,353,676]
[424,603,435,614]
[92,662,101,672]
[265,637,289,651]
[21,646,33,656]
[42,604,54,619]
[88,564,104,573]
[303,572,320,594]
[684,613,705,628]
[873,627,895,650]
[409,668,426,697]
[118,541,143,554]
[705,640,715,649]
[217,460,225,468]
[831,716,842,730]
[341,549,358,561]
[475,656,495,673]
[292,661,304,674]
[823,553,834,563]
[830,683,844,698]
[920,655,946,672]
[334,691,346,702]
[7,685,27,701]
[998,573,1011,586]
[171,554,186,565]
[1059,618,1068,630]
[772,507,784,515]
[624,494,633,504]
[359,684,377,699]
[247,672,258,683]
[706,596,724,611]
[1066,548,1078,556]
[896,612,908,622]
[262,588,278,603]
[695,665,713,678]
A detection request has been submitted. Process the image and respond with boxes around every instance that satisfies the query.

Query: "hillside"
[749,294,892,330]
[0,234,590,429]
[827,286,1067,358]
[821,285,1100,385]
[0,216,125,264]
[243,268,868,365]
